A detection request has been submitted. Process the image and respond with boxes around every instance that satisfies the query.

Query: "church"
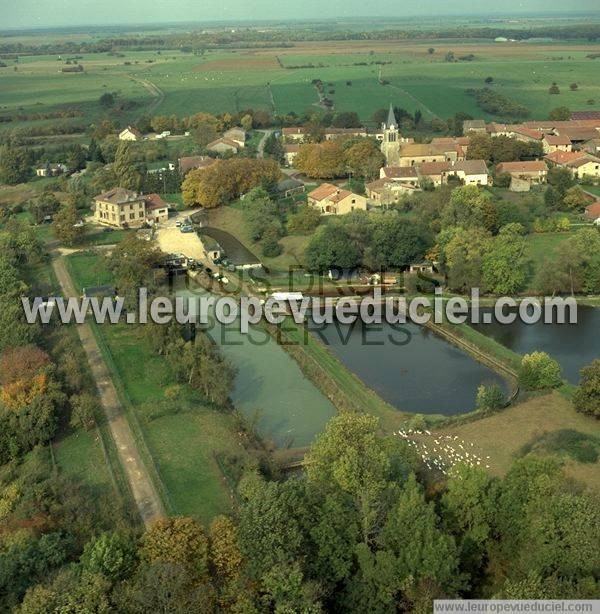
[380,104,414,166]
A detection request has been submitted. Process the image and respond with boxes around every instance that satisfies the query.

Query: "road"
[52,256,165,527]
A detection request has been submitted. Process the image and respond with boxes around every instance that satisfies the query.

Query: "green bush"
[476,383,505,411]
[573,359,600,418]
[519,351,562,390]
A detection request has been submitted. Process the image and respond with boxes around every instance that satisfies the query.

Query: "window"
[139,211,144,218]
[129,213,135,220]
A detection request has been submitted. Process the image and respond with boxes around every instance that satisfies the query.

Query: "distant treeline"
[0,24,599,55]
[467,87,531,119]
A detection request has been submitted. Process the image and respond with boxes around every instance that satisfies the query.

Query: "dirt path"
[52,256,165,527]
[257,129,274,158]
[128,74,165,120]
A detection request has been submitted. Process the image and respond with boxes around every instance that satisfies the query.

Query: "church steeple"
[386,103,397,129]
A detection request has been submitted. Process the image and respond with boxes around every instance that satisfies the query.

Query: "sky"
[1,0,599,30]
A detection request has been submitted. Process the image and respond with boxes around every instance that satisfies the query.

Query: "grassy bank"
[65,251,249,522]
[267,317,409,431]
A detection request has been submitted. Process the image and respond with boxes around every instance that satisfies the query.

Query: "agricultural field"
[1,39,600,133]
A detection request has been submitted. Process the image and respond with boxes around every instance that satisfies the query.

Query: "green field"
[1,39,599,130]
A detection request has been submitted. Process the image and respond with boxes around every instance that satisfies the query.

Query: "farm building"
[206,137,240,154]
[119,126,142,141]
[178,155,217,173]
[495,161,548,184]
[283,144,301,166]
[36,163,68,177]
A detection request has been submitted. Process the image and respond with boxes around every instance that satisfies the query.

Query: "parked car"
[175,220,182,227]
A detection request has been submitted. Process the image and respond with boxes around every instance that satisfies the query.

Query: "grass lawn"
[80,228,133,247]
[207,204,311,272]
[438,391,600,491]
[66,251,113,291]
[524,231,577,289]
[582,184,600,198]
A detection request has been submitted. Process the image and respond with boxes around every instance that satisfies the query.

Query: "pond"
[177,287,336,448]
[307,318,509,416]
[470,305,600,384]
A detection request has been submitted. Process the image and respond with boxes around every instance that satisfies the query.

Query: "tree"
[569,83,578,91]
[287,205,321,234]
[343,139,385,180]
[519,352,562,390]
[441,226,491,292]
[0,346,50,386]
[485,76,494,84]
[466,133,493,161]
[482,223,528,294]
[442,464,495,586]
[0,146,30,185]
[442,185,497,232]
[182,158,280,208]
[240,114,253,132]
[106,235,163,304]
[305,222,362,271]
[428,47,435,54]
[549,83,560,95]
[378,474,460,594]
[140,517,209,578]
[563,186,589,211]
[306,413,394,543]
[331,111,361,128]
[294,141,345,179]
[549,106,571,121]
[28,191,60,225]
[81,532,137,581]
[113,142,143,191]
[572,359,600,418]
[99,92,115,107]
[209,515,243,582]
[52,204,80,246]
[365,214,427,270]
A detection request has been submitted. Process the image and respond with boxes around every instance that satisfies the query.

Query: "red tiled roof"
[543,134,572,145]
[585,201,600,220]
[381,166,419,179]
[571,111,600,121]
[144,193,168,210]
[282,127,306,135]
[544,150,587,165]
[178,155,217,172]
[496,161,548,173]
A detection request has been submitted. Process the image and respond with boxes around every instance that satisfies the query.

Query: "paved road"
[52,256,165,527]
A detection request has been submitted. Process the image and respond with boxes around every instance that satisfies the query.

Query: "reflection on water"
[471,306,600,384]
[307,318,508,416]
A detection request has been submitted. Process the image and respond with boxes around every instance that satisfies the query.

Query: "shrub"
[476,383,505,411]
[519,351,562,390]
[549,83,560,95]
[572,359,600,418]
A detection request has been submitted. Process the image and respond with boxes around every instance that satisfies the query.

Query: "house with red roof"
[307,183,367,215]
